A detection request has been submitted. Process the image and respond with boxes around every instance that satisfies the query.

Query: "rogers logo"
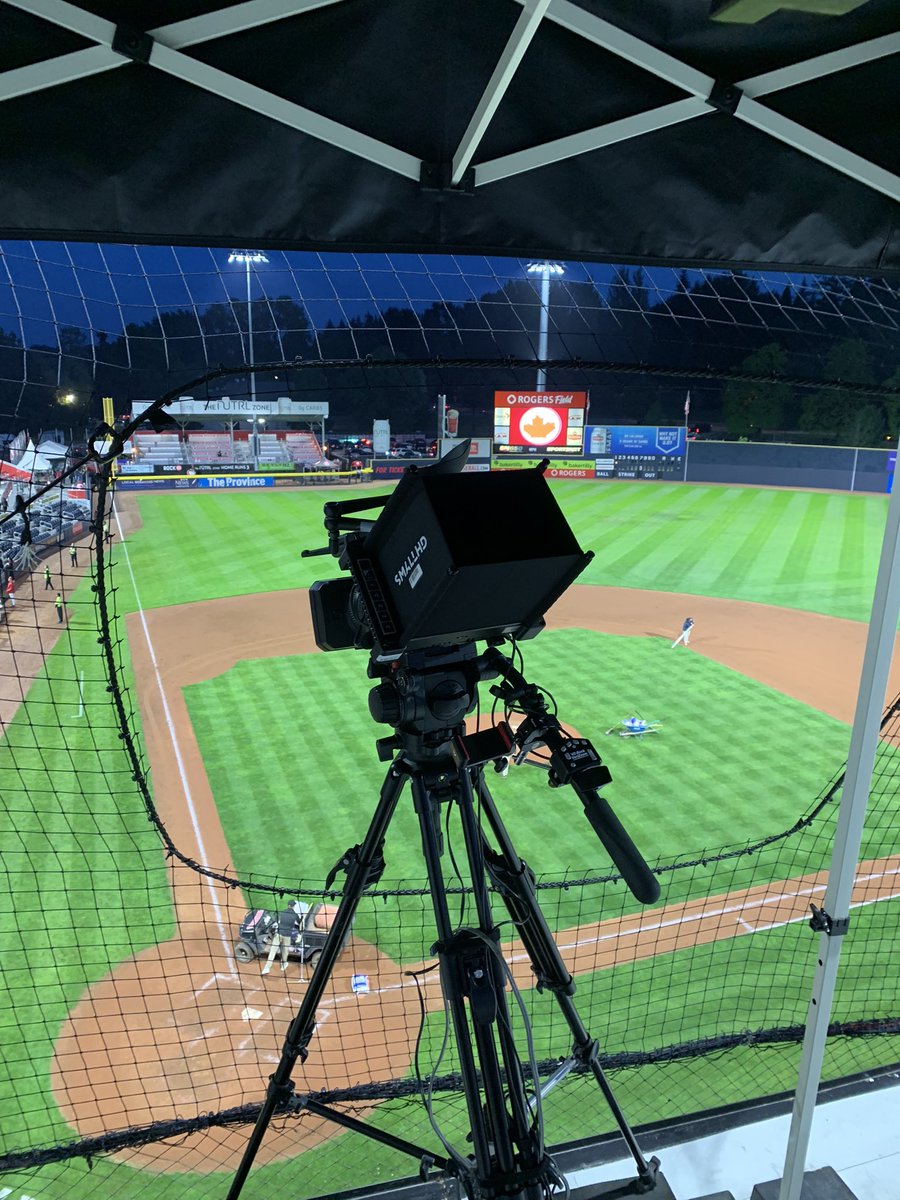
[505,393,575,405]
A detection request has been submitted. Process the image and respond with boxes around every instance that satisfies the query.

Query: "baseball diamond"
[46,489,900,1171]
[2,479,899,1200]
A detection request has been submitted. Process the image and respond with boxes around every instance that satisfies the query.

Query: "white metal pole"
[849,446,859,493]
[777,477,900,1200]
[537,266,550,391]
[246,259,256,409]
[683,391,690,483]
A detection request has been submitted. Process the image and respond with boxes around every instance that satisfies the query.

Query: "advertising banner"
[545,463,595,478]
[121,462,254,475]
[372,419,391,455]
[133,397,329,419]
[493,391,587,456]
[490,457,593,473]
[198,476,274,489]
[587,425,685,456]
[372,459,429,478]
[116,478,185,491]
[439,437,491,461]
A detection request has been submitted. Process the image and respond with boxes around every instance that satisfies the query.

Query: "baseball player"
[672,616,694,648]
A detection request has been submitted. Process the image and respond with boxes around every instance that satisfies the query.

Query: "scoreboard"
[493,391,587,456]
[588,425,686,479]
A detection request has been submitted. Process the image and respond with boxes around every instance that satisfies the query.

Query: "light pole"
[526,262,564,391]
[245,416,257,468]
[228,251,269,408]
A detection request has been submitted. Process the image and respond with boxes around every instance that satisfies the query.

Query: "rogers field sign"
[495,392,587,407]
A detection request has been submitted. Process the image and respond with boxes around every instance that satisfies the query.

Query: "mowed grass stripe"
[837,493,866,606]
[127,482,887,622]
[641,486,773,591]
[772,492,830,595]
[705,488,791,594]
[588,486,733,580]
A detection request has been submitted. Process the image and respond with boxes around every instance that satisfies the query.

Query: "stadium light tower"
[526,261,564,391]
[228,251,269,408]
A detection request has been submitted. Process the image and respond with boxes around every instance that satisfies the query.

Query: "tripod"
[227,643,662,1200]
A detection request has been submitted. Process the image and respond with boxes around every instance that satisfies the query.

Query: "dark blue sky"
[0,241,825,351]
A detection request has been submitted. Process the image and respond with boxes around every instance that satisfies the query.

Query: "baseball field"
[1,478,899,1200]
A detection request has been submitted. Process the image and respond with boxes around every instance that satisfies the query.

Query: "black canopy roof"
[1,0,898,274]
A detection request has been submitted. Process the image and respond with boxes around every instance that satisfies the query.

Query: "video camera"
[302,441,593,658]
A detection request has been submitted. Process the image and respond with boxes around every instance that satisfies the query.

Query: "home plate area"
[50,933,436,1172]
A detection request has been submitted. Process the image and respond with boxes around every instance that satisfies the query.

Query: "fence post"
[776,465,900,1200]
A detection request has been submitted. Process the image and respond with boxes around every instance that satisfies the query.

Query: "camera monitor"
[317,462,593,656]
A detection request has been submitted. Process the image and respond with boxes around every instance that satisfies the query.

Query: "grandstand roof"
[0,1,897,275]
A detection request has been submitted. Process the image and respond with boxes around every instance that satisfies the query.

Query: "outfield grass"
[119,481,887,621]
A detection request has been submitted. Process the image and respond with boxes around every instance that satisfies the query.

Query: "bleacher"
[185,432,237,464]
[256,432,292,464]
[283,431,323,465]
[146,428,324,469]
[133,432,186,467]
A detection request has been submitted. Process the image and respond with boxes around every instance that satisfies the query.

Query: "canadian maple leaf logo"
[519,406,563,444]
[523,414,556,439]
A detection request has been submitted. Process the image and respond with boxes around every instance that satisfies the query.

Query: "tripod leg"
[411,766,549,1200]
[472,771,660,1193]
[227,763,408,1200]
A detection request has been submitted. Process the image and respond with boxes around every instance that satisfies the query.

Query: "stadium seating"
[132,432,186,467]
[256,432,291,464]
[283,430,323,464]
[186,432,237,464]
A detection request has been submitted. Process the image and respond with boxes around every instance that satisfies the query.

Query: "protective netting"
[1,242,899,441]
[0,457,898,1200]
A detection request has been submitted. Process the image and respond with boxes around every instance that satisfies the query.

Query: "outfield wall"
[114,467,370,490]
[684,442,891,493]
[113,443,893,493]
